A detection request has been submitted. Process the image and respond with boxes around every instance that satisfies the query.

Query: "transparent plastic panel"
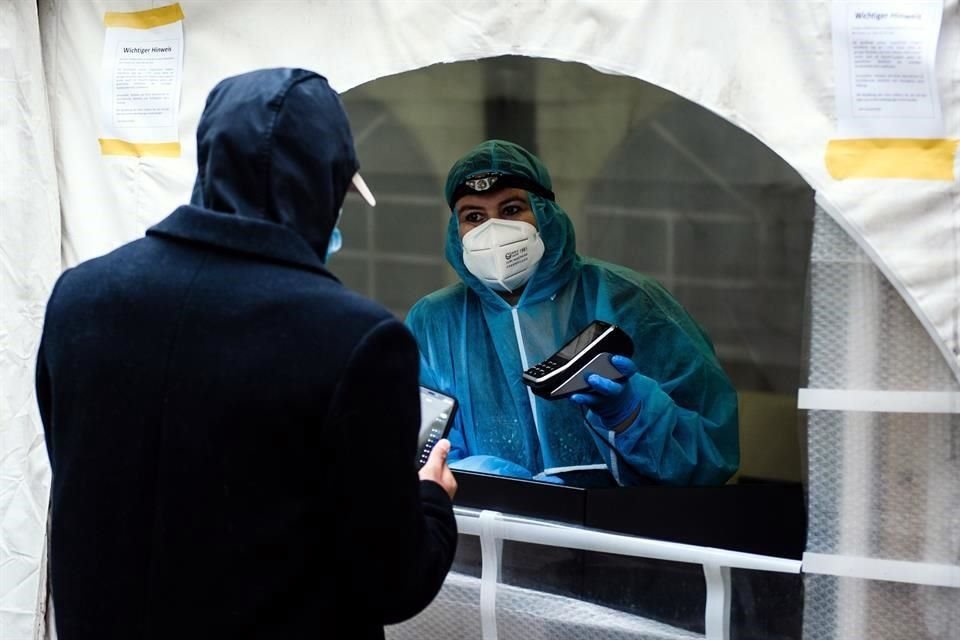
[807,208,960,391]
[497,542,706,635]
[389,538,706,640]
[802,574,960,640]
[449,533,482,578]
[806,409,960,561]
[585,104,814,397]
[342,57,815,399]
[495,580,703,640]
[730,569,803,640]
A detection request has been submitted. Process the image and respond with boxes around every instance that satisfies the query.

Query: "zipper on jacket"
[607,429,621,485]
[511,307,546,467]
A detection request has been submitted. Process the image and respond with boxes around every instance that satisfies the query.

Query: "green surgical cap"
[444,140,555,209]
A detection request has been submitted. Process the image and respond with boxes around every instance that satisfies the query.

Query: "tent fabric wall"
[1,0,957,636]
[0,1,60,638]
[35,0,960,383]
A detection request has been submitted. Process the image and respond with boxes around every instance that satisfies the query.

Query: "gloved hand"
[570,355,643,428]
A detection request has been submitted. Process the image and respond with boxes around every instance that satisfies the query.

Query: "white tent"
[2,1,957,638]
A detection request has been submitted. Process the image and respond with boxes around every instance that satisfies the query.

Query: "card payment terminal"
[522,320,634,399]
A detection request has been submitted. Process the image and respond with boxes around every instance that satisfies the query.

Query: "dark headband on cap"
[449,171,556,208]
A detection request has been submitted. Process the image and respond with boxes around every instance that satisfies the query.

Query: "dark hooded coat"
[36,68,456,639]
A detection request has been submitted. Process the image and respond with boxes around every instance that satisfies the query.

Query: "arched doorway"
[341,55,812,639]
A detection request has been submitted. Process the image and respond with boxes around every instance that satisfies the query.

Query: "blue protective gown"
[406,141,739,487]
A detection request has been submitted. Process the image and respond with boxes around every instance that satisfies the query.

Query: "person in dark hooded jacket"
[35,68,457,640]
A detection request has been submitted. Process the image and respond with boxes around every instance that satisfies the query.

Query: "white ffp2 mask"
[461,219,545,293]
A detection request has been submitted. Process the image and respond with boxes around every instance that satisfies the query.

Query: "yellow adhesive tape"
[826,138,958,181]
[99,139,181,158]
[104,3,184,29]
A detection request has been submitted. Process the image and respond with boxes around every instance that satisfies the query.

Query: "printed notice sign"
[99,4,184,156]
[831,1,944,138]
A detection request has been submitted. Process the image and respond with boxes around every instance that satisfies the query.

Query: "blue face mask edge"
[325,208,344,262]
[326,227,342,261]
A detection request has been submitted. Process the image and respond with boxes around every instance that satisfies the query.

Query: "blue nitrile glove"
[570,355,643,428]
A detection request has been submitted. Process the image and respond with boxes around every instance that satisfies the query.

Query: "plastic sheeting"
[803,574,960,640]
[803,208,960,639]
[806,208,960,565]
[386,571,703,640]
[0,1,60,638]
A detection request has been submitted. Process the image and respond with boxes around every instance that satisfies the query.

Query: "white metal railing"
[454,507,802,640]
[798,388,960,414]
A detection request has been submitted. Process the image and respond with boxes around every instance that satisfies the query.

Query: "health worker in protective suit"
[406,140,739,487]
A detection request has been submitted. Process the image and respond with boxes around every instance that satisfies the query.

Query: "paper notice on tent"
[831,1,944,139]
[98,4,184,157]
[827,1,954,180]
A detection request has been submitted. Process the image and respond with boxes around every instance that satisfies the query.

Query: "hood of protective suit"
[444,140,580,307]
[190,68,358,259]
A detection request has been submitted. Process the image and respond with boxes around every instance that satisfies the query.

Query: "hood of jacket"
[190,68,358,259]
[443,140,580,308]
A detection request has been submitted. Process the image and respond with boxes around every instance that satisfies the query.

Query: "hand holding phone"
[418,438,457,500]
[417,386,458,468]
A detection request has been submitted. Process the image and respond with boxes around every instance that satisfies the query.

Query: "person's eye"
[502,205,523,216]
[463,211,485,224]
